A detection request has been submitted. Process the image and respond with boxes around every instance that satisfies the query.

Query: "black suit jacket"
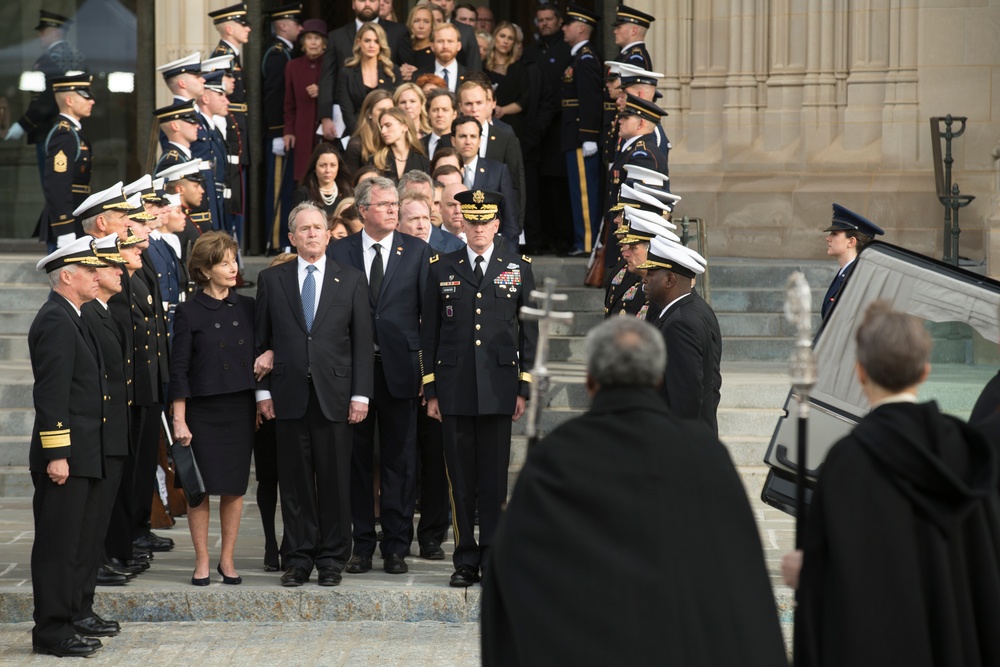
[334,63,402,135]
[429,224,466,253]
[319,18,409,122]
[482,121,526,231]
[420,237,538,416]
[650,291,723,435]
[468,157,519,243]
[414,62,467,93]
[28,293,107,478]
[327,230,430,399]
[422,132,452,158]
[82,301,131,457]
[450,20,483,71]
[255,257,374,422]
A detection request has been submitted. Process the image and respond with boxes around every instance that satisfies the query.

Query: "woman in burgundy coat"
[283,19,328,184]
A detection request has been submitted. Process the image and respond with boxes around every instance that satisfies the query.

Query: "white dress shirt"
[467,241,495,278]
[437,60,459,92]
[360,229,393,281]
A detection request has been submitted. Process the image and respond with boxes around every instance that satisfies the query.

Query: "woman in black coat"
[170,232,257,587]
[335,22,401,137]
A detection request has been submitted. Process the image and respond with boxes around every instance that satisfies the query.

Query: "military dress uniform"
[613,5,655,70]
[603,259,647,318]
[38,114,91,246]
[561,6,605,253]
[420,194,538,584]
[28,238,109,655]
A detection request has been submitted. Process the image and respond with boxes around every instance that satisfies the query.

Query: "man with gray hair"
[481,317,786,666]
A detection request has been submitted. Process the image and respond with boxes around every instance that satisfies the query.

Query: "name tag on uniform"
[440,280,459,295]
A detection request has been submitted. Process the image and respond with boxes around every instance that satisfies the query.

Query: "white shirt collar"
[57,293,82,317]
[297,253,327,273]
[277,35,293,50]
[149,230,162,240]
[168,141,192,159]
[871,393,919,408]
[437,59,458,75]
[463,154,479,175]
[657,292,691,320]
[621,41,644,53]
[467,241,495,269]
[59,113,81,130]
[621,135,639,151]
[96,297,109,311]
[223,39,240,56]
[356,17,380,32]
[361,228,392,252]
[570,39,589,56]
[839,257,856,277]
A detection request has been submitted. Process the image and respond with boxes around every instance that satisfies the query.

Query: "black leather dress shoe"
[383,554,408,574]
[280,566,309,587]
[73,615,120,637]
[418,543,446,560]
[345,554,372,574]
[95,566,128,586]
[91,614,120,632]
[449,565,480,588]
[133,532,173,552]
[33,635,97,657]
[103,562,137,580]
[109,557,148,575]
[78,635,102,648]
[317,568,342,586]
[131,548,153,561]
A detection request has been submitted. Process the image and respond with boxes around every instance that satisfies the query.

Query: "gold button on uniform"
[476,308,481,314]
[476,292,482,299]
[475,324,481,330]
[475,340,481,346]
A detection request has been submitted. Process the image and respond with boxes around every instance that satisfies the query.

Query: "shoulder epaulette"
[429,254,440,264]
[521,254,532,264]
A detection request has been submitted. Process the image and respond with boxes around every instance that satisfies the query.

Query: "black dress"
[169,290,256,495]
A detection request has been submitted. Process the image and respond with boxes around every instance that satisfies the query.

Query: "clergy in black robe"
[481,317,786,667]
[791,301,1000,667]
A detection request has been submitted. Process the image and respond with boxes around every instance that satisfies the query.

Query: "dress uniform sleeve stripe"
[519,372,533,383]
[422,373,436,385]
[40,432,71,448]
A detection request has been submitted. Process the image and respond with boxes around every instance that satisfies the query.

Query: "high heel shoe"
[217,563,242,585]
[191,572,210,586]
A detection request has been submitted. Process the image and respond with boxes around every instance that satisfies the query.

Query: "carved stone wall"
[638,0,1000,269]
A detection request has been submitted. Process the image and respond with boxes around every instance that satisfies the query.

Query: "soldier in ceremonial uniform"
[263,3,303,251]
[157,160,208,261]
[821,203,884,320]
[5,10,87,184]
[420,189,538,587]
[197,68,234,235]
[37,74,94,251]
[560,5,604,256]
[618,64,670,155]
[28,236,113,657]
[154,100,215,236]
[209,3,251,234]
[612,4,654,70]
[640,235,721,435]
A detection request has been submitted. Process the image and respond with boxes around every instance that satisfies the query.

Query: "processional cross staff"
[785,270,817,665]
[520,277,574,450]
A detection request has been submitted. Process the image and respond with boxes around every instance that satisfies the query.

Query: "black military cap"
[455,189,502,223]
[154,100,200,125]
[35,9,72,31]
[266,2,303,22]
[50,73,93,99]
[824,203,884,238]
[202,70,228,94]
[565,4,600,27]
[613,5,655,29]
[209,3,249,25]
[619,93,667,123]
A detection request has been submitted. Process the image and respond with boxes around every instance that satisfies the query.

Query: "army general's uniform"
[421,231,538,580]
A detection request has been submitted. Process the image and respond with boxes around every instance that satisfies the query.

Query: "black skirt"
[187,390,255,496]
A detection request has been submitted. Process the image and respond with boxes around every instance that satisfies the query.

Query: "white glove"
[272,137,285,157]
[5,123,25,141]
[56,232,76,249]
[582,141,598,158]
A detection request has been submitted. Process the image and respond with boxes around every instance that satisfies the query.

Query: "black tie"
[370,243,384,298]
[474,255,484,284]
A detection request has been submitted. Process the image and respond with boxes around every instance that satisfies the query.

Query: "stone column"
[842,0,890,151]
[763,0,807,152]
[881,0,919,168]
[154,0,219,109]
[687,0,730,153]
[722,0,761,154]
[800,0,840,157]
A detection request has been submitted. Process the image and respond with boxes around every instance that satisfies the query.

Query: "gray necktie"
[464,165,474,189]
[302,264,317,330]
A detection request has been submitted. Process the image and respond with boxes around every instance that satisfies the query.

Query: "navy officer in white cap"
[639,235,722,435]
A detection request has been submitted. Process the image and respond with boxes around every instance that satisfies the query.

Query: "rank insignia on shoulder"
[429,254,440,264]
[521,254,532,263]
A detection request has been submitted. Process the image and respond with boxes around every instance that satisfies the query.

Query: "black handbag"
[170,442,207,508]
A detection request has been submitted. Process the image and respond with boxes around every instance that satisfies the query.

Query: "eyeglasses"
[368,201,400,210]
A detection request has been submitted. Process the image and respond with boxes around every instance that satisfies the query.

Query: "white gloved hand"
[272,137,285,157]
[5,123,25,141]
[582,141,598,158]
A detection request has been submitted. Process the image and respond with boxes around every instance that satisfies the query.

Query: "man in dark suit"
[255,202,374,587]
[639,236,722,435]
[451,115,518,243]
[435,0,484,71]
[28,237,110,657]
[420,190,538,587]
[318,0,408,141]
[327,177,429,575]
[458,79,526,234]
[423,89,458,159]
[415,23,468,94]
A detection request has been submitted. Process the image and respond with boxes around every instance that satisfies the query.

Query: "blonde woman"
[343,89,396,174]
[335,22,401,135]
[400,3,436,81]
[370,107,429,180]
[393,82,432,137]
[485,21,529,138]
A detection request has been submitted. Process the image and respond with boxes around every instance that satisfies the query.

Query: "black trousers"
[414,402,449,548]
[31,472,102,648]
[442,414,512,570]
[350,360,417,558]
[130,403,162,540]
[75,455,126,622]
[275,383,352,573]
